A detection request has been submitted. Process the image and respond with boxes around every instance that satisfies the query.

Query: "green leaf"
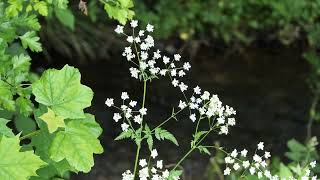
[103,3,134,24]
[34,1,48,16]
[0,118,14,137]
[16,96,33,116]
[14,115,36,135]
[20,31,42,52]
[0,136,46,179]
[55,8,75,30]
[55,0,69,9]
[115,129,133,140]
[198,146,211,155]
[32,65,93,119]
[39,108,65,133]
[0,80,15,111]
[154,128,179,146]
[168,170,182,180]
[279,163,293,178]
[49,119,103,172]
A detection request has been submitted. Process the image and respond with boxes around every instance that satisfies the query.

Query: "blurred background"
[30,0,320,179]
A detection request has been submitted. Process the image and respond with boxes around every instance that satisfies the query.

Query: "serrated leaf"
[0,136,46,179]
[32,65,93,119]
[115,129,133,140]
[147,135,153,151]
[34,1,48,16]
[198,146,211,155]
[168,170,182,180]
[193,131,207,143]
[104,3,134,24]
[0,80,15,111]
[55,8,75,30]
[20,31,42,52]
[0,118,14,137]
[154,128,179,146]
[49,119,103,172]
[16,96,33,116]
[39,108,65,133]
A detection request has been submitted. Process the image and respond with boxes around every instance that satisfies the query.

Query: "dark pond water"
[66,45,319,180]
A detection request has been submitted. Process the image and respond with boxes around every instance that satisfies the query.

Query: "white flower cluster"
[105,92,147,132]
[115,21,191,82]
[223,142,317,180]
[122,150,179,180]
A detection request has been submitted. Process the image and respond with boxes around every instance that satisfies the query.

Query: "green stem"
[133,80,147,179]
[19,130,41,140]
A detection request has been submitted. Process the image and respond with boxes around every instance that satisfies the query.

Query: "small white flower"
[183,62,191,71]
[201,91,210,100]
[227,118,236,126]
[171,69,177,76]
[129,100,137,107]
[178,70,185,77]
[178,100,187,109]
[105,98,114,107]
[179,82,188,92]
[224,156,234,164]
[113,113,121,122]
[134,115,142,124]
[151,149,158,159]
[139,159,147,167]
[115,25,124,34]
[130,20,138,28]
[243,161,250,168]
[139,30,145,36]
[156,160,163,169]
[139,108,147,115]
[264,151,271,159]
[129,67,139,79]
[121,92,129,100]
[249,167,256,175]
[172,79,179,87]
[233,163,240,170]
[257,142,264,150]
[189,114,196,122]
[253,154,262,163]
[160,69,167,76]
[146,24,154,32]
[121,123,129,132]
[153,49,161,59]
[162,170,170,178]
[241,149,248,157]
[141,51,148,60]
[223,167,231,175]
[163,56,170,64]
[134,37,141,43]
[193,86,201,94]
[310,161,317,168]
[127,36,134,43]
[174,54,181,61]
[220,125,228,135]
[231,149,238,158]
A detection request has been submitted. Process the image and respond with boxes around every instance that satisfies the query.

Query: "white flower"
[141,51,148,60]
[178,70,185,77]
[160,69,167,76]
[151,149,158,159]
[249,167,256,174]
[139,159,147,167]
[105,98,114,107]
[127,36,134,43]
[183,62,191,70]
[156,160,163,169]
[122,170,134,180]
[243,161,250,168]
[253,154,262,163]
[233,163,240,170]
[217,117,225,124]
[172,79,179,87]
[129,100,137,107]
[174,54,181,61]
[113,113,121,122]
[219,125,228,135]
[224,156,234,164]
[139,30,145,36]
[115,25,124,34]
[162,170,170,178]
[223,167,231,175]
[163,56,170,64]
[139,108,147,115]
[130,20,138,28]
[178,100,187,109]
[140,61,148,70]
[193,86,201,94]
[310,161,317,168]
[227,118,236,126]
[134,115,142,124]
[121,123,129,132]
[231,149,238,158]
[189,114,196,122]
[264,151,271,159]
[241,149,248,157]
[129,67,139,79]
[201,91,210,100]
[257,142,264,150]
[121,92,129,100]
[153,49,161,59]
[134,37,141,43]
[179,82,188,92]
[146,24,154,32]
[171,69,177,76]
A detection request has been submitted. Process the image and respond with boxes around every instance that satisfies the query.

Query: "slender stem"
[20,130,41,140]
[151,108,185,132]
[307,93,319,140]
[133,80,147,179]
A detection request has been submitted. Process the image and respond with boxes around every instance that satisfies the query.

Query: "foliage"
[0,0,110,179]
